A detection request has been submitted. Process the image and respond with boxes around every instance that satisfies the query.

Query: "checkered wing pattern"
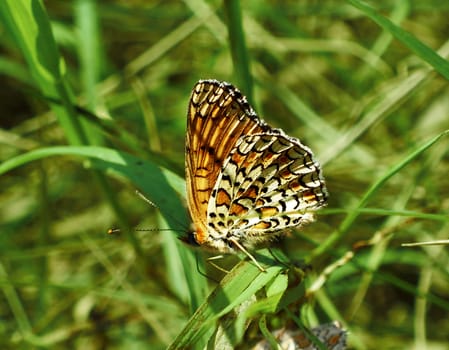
[186,79,327,252]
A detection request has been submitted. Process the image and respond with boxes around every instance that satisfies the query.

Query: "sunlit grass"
[1,1,449,349]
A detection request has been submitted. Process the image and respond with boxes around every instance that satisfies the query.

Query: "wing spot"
[229,203,248,216]
[252,221,272,229]
[244,185,259,199]
[216,189,232,206]
[257,206,279,218]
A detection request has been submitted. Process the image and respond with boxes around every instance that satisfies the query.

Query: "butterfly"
[185,79,327,270]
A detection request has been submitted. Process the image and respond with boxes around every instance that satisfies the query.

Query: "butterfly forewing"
[186,80,269,241]
[186,79,327,253]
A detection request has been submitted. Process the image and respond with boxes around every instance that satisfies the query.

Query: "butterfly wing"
[186,79,327,251]
[207,127,327,247]
[185,80,270,243]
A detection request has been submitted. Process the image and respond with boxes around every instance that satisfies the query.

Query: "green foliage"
[1,0,449,349]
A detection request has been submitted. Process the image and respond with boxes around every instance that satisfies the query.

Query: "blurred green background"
[1,1,449,349]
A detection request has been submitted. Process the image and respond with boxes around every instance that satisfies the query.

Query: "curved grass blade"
[168,249,285,349]
[0,145,208,311]
[312,130,449,259]
[347,0,449,80]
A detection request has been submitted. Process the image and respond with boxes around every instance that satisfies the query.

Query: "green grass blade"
[348,0,449,80]
[0,145,187,228]
[0,144,209,312]
[0,0,86,145]
[312,130,449,259]
[168,250,284,349]
[75,0,105,146]
[224,0,253,102]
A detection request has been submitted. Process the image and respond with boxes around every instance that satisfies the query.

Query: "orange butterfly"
[185,80,327,270]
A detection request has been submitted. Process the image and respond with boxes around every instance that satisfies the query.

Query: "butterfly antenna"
[194,252,220,283]
[135,190,190,233]
[135,190,158,208]
[134,228,188,235]
[107,228,121,235]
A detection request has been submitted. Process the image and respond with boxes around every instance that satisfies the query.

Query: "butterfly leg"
[229,238,266,272]
[205,255,231,274]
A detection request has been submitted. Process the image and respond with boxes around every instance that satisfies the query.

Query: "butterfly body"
[185,80,327,256]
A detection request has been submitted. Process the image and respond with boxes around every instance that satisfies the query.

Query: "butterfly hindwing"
[207,132,327,242]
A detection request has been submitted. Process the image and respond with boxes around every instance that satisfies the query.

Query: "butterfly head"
[180,225,215,249]
[179,231,200,247]
[180,223,241,254]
